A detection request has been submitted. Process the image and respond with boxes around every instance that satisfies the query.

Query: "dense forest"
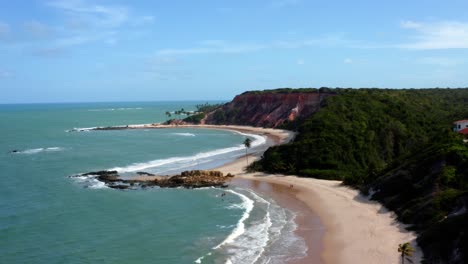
[247,88,468,263]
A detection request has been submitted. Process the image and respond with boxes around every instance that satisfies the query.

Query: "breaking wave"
[108,132,266,174]
[11,147,64,155]
[194,188,307,264]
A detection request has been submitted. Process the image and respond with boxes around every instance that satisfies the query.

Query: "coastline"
[207,125,423,264]
[85,123,423,263]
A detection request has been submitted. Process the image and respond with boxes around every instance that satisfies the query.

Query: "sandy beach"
[208,125,423,264]
[100,123,423,263]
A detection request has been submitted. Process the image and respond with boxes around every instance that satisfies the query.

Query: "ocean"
[0,102,306,264]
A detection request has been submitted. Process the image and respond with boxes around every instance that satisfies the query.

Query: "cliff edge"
[204,89,334,128]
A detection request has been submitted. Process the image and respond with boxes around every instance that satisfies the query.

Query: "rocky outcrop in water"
[72,170,234,190]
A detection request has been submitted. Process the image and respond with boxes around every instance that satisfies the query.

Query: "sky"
[1,0,468,103]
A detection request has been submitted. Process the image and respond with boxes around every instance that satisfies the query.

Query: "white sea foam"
[66,127,97,132]
[233,131,267,148]
[88,107,143,111]
[172,132,196,137]
[72,174,109,189]
[214,189,254,249]
[217,190,273,264]
[194,189,255,263]
[88,179,108,189]
[109,133,266,173]
[209,189,307,264]
[16,147,64,154]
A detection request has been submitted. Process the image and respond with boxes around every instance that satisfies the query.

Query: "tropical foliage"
[247,88,468,263]
[398,242,415,264]
[243,138,252,164]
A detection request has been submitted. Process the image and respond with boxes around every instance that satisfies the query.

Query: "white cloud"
[344,58,353,64]
[48,0,128,28]
[399,20,468,49]
[36,0,154,54]
[156,35,351,56]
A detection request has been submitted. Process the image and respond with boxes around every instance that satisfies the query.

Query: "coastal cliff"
[204,88,334,128]
[249,88,468,263]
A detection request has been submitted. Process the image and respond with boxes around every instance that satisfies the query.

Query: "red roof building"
[458,128,468,135]
[453,120,468,132]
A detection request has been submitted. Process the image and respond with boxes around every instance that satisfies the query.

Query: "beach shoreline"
[204,125,423,264]
[84,123,423,263]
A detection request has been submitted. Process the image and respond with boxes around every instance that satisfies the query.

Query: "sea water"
[0,102,306,264]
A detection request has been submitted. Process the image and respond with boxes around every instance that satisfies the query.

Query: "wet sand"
[95,123,422,263]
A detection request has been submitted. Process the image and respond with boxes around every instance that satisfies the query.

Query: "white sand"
[212,126,423,264]
[117,123,424,263]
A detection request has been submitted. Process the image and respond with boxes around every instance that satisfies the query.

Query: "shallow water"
[0,102,306,264]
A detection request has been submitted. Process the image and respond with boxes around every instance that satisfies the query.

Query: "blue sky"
[1,0,468,103]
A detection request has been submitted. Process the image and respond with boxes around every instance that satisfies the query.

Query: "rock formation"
[72,170,234,190]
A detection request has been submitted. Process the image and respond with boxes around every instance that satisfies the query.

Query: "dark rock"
[97,175,120,182]
[110,185,129,190]
[136,172,155,176]
[82,170,118,176]
[74,170,232,190]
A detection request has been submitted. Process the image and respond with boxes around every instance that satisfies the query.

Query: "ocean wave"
[214,190,254,249]
[109,133,266,173]
[88,107,143,111]
[194,189,255,264]
[71,174,109,189]
[11,147,64,155]
[171,132,196,137]
[195,188,307,264]
[232,131,266,148]
[66,127,97,132]
[215,190,272,264]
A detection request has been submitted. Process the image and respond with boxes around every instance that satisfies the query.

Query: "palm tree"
[398,242,415,264]
[165,111,172,121]
[243,138,252,165]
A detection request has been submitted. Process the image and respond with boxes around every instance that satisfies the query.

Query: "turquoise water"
[0,102,306,264]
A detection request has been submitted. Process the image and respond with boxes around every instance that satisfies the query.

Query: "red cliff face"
[205,92,332,128]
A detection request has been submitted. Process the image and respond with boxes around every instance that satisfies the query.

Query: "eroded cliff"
[205,90,333,128]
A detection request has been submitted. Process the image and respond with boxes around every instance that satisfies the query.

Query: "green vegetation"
[243,138,252,164]
[252,88,468,180]
[178,103,223,124]
[398,242,416,264]
[241,87,336,95]
[195,102,223,113]
[183,113,205,124]
[248,88,468,263]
